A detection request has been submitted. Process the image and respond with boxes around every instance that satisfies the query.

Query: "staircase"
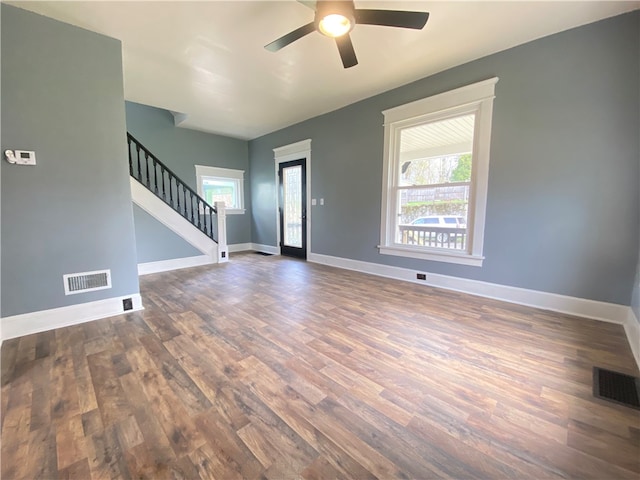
[127,133,228,266]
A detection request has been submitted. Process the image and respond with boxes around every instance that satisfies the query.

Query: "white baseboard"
[308,252,638,370]
[1,294,143,341]
[229,243,253,253]
[251,243,280,255]
[137,243,273,277]
[137,244,268,276]
[625,309,640,370]
[138,255,214,276]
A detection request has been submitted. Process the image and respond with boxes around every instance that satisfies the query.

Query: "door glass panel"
[283,165,302,248]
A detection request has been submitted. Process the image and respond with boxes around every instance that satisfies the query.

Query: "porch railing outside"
[398,225,467,250]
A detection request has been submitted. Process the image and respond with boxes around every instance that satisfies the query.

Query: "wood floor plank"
[86,351,132,427]
[567,418,640,473]
[189,442,244,480]
[119,371,177,468]
[194,408,264,479]
[138,334,212,416]
[2,385,32,442]
[1,252,638,479]
[85,424,129,480]
[14,334,37,370]
[1,337,20,388]
[50,347,82,423]
[163,335,250,430]
[54,413,87,471]
[407,412,528,479]
[27,355,53,432]
[27,425,58,478]
[1,440,30,480]
[71,345,99,415]
[127,404,177,468]
[125,345,206,457]
[300,455,347,480]
[57,457,90,480]
[81,408,103,438]
[114,415,145,452]
[239,357,376,479]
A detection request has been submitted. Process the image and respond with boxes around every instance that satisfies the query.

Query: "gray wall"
[1,5,140,317]
[125,102,251,247]
[250,11,640,306]
[132,205,202,263]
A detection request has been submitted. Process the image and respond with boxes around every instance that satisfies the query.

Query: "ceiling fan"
[265,0,429,69]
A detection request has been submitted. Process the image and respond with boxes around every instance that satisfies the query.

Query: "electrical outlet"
[416,273,427,280]
[123,298,133,311]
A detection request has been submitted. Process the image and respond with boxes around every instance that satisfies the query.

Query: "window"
[379,78,498,266]
[195,165,245,214]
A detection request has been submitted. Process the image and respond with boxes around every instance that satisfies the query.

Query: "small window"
[379,78,498,266]
[195,165,245,214]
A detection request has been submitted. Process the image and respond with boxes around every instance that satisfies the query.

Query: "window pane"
[202,177,237,208]
[399,114,475,186]
[396,114,474,251]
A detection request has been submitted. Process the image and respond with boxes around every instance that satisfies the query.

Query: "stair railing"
[127,133,227,261]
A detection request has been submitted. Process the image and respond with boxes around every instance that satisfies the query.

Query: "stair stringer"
[130,178,219,265]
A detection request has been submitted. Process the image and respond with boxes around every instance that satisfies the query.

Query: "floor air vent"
[593,367,640,410]
[63,269,112,295]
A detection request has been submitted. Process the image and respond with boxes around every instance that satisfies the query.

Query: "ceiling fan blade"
[264,22,316,52]
[296,0,316,10]
[335,34,358,69]
[354,9,429,30]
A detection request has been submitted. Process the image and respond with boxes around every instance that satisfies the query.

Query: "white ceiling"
[8,1,639,140]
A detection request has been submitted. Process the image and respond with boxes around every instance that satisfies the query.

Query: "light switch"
[312,198,317,206]
[320,198,324,206]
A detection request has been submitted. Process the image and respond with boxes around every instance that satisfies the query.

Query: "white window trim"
[195,165,245,214]
[379,77,498,267]
[274,139,312,256]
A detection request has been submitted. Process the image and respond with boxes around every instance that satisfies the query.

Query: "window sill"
[378,245,484,267]
[225,209,245,215]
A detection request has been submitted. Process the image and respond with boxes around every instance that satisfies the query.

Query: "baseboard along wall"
[138,255,214,276]
[1,294,143,341]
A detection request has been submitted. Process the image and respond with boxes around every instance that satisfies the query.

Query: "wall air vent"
[63,269,112,295]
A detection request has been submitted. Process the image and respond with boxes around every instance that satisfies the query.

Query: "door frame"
[273,139,312,257]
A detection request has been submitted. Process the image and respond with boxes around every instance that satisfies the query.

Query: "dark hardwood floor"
[2,252,639,479]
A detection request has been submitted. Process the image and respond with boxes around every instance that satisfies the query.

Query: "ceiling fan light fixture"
[318,13,352,38]
[315,1,355,38]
